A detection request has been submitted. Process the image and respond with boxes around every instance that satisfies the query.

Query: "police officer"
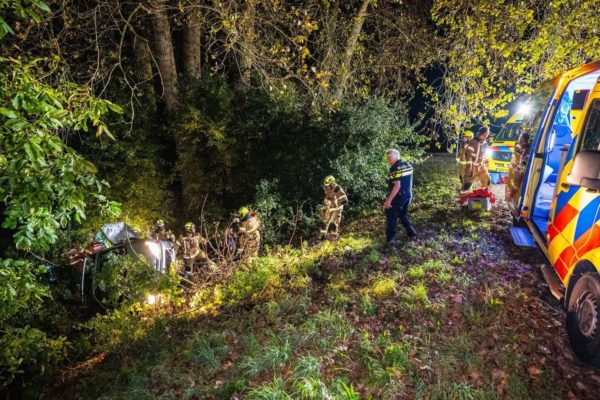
[384,149,416,245]
[319,175,348,240]
[177,222,214,272]
[151,219,175,242]
[234,207,261,264]
[460,127,491,194]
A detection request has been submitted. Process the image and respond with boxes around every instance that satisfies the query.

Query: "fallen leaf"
[527,366,543,378]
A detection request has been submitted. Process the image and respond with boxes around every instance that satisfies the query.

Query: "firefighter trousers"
[460,165,490,193]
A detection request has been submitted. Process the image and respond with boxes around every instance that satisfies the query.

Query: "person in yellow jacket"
[177,222,214,272]
[234,207,261,264]
[459,127,491,194]
[151,219,175,242]
[319,175,348,240]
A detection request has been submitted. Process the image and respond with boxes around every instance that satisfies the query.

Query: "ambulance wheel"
[566,273,600,365]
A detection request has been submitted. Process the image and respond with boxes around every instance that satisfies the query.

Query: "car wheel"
[566,272,600,365]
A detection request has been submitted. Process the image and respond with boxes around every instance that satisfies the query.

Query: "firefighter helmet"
[323,175,336,185]
[184,222,195,232]
[239,207,250,219]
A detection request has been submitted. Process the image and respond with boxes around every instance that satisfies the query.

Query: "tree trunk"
[240,0,255,83]
[149,0,178,114]
[321,0,340,92]
[133,36,157,112]
[183,7,202,80]
[334,0,370,100]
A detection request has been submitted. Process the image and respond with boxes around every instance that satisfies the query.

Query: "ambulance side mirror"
[566,150,600,191]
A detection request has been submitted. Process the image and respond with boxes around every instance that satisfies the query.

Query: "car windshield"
[494,123,521,142]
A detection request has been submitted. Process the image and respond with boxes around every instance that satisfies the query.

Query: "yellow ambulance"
[507,60,600,365]
[487,113,522,183]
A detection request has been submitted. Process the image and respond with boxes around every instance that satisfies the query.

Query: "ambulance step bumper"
[509,227,536,248]
[539,265,565,302]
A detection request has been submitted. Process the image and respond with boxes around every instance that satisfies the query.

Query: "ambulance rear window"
[582,100,600,151]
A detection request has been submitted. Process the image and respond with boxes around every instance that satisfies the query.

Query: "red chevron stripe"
[555,224,600,279]
[548,203,578,243]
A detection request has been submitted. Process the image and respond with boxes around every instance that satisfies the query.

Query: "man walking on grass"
[384,149,417,246]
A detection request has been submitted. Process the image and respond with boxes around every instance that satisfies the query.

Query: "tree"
[148,0,179,113]
[334,0,371,100]
[183,4,203,80]
[0,1,121,386]
[429,0,600,147]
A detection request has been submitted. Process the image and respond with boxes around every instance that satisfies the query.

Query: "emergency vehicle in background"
[486,113,522,184]
[507,59,600,365]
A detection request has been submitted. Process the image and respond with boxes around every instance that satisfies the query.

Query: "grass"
[48,155,576,400]
[369,276,397,299]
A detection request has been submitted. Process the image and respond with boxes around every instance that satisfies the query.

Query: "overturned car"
[67,222,176,300]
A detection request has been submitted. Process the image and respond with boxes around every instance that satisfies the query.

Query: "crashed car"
[69,222,176,299]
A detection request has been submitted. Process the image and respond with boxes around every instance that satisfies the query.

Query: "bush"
[91,252,181,308]
[0,259,68,388]
[331,98,428,211]
[173,78,427,232]
[254,179,320,245]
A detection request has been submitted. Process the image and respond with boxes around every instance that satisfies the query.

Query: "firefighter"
[319,175,348,240]
[151,219,175,242]
[458,130,474,184]
[233,207,261,264]
[506,130,531,202]
[460,126,491,195]
[384,149,417,245]
[177,222,214,272]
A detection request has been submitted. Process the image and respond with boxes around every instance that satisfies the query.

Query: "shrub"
[173,78,428,226]
[91,252,181,308]
[331,98,428,212]
[0,259,68,388]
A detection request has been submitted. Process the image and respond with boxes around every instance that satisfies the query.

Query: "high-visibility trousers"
[461,165,490,193]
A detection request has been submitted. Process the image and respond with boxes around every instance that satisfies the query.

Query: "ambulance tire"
[566,272,600,366]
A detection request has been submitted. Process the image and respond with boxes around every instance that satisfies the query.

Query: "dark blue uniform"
[386,160,416,241]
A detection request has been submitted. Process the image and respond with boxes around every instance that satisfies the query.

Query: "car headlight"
[146,293,158,305]
[145,241,161,258]
[484,148,494,159]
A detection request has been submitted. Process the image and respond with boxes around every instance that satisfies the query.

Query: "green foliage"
[73,119,172,236]
[369,276,397,299]
[174,78,426,240]
[407,265,425,281]
[430,0,600,140]
[0,259,48,317]
[0,325,68,387]
[0,58,121,252]
[254,179,315,245]
[359,293,377,317]
[404,283,429,304]
[0,0,50,38]
[332,98,427,209]
[0,259,68,387]
[223,257,285,305]
[92,252,181,308]
[248,376,292,400]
